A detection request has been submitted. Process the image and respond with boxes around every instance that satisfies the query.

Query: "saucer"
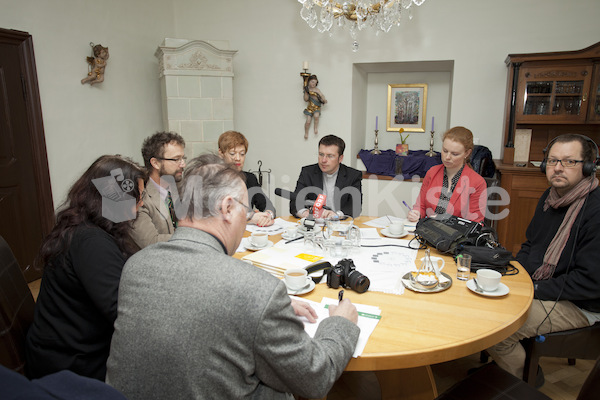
[245,240,274,251]
[466,279,510,297]
[381,227,409,238]
[281,233,301,241]
[297,225,322,235]
[286,279,315,295]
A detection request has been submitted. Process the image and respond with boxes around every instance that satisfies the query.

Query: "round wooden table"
[238,216,534,399]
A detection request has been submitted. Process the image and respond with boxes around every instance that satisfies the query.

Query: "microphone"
[274,188,294,201]
[535,335,546,343]
[274,188,329,210]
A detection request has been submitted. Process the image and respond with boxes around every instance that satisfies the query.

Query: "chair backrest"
[578,355,600,400]
[471,145,496,178]
[483,177,500,229]
[0,235,36,374]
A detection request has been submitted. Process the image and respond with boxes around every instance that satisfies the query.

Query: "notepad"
[242,247,324,278]
[292,296,382,358]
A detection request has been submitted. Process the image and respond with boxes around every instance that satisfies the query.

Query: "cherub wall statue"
[81,43,109,86]
[303,74,327,139]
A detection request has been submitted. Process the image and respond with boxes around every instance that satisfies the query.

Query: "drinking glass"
[456,254,472,281]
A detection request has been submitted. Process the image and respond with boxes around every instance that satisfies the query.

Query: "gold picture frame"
[387,84,428,132]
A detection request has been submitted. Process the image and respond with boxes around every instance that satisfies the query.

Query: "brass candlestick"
[426,130,436,157]
[370,129,382,155]
[300,69,310,86]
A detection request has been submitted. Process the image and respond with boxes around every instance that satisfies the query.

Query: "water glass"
[456,254,472,281]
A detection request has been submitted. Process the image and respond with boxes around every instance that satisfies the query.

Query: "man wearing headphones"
[487,134,600,386]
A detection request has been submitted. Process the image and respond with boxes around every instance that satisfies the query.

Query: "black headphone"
[540,134,599,176]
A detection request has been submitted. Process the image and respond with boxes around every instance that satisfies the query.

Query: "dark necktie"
[166,191,177,228]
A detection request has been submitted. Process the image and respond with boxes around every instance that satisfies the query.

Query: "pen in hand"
[338,289,344,302]
[402,201,412,212]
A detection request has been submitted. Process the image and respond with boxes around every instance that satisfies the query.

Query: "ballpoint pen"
[402,201,412,212]
[338,290,344,302]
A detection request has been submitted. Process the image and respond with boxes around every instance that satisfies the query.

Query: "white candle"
[376,116,378,131]
[431,116,435,131]
[302,61,309,70]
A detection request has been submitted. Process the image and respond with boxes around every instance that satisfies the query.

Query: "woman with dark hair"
[25,155,145,381]
[407,126,487,223]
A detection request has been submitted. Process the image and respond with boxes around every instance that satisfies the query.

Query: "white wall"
[2,0,600,213]
[171,0,600,215]
[0,0,175,206]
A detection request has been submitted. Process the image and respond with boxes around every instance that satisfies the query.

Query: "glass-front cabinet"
[515,64,593,123]
[588,63,600,123]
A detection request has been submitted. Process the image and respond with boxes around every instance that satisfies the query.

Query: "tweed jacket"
[290,163,363,217]
[106,228,360,400]
[413,164,487,222]
[130,179,175,248]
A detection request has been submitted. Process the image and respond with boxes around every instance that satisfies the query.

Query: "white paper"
[363,215,404,228]
[359,228,381,240]
[245,218,297,235]
[290,296,381,358]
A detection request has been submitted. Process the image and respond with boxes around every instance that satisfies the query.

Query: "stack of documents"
[292,296,382,358]
[242,246,325,278]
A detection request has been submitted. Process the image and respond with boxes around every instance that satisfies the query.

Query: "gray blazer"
[106,228,360,400]
[130,180,174,249]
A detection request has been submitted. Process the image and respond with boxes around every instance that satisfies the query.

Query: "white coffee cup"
[250,232,268,248]
[286,227,298,238]
[389,221,405,235]
[476,269,502,292]
[284,268,309,291]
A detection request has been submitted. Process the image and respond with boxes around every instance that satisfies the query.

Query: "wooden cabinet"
[588,63,600,123]
[516,63,593,124]
[494,163,550,255]
[497,42,600,255]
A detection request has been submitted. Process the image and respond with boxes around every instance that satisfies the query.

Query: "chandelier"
[298,0,427,51]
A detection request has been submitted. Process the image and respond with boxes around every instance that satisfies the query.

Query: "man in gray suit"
[106,154,360,400]
[131,131,186,248]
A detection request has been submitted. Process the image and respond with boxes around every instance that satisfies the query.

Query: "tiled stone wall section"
[155,39,237,157]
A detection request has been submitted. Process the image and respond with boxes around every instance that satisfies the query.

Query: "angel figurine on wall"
[303,74,327,139]
[81,43,109,86]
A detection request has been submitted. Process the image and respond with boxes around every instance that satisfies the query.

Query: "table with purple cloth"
[359,149,442,180]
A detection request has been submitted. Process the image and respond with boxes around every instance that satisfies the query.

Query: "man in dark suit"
[107,154,360,400]
[291,135,363,218]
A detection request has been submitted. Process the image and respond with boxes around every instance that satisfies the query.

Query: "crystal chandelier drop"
[298,0,427,51]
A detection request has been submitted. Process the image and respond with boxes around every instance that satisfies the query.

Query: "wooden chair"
[522,322,600,386]
[0,235,36,374]
[436,355,600,400]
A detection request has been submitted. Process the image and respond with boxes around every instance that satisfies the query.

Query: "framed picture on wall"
[387,84,428,132]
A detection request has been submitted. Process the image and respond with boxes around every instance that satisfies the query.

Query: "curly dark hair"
[38,155,145,268]
[141,132,186,170]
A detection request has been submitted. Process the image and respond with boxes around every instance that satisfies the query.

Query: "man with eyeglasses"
[131,131,186,248]
[486,134,600,386]
[107,154,360,400]
[290,134,363,218]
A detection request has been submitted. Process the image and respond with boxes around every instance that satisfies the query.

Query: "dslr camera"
[326,258,370,293]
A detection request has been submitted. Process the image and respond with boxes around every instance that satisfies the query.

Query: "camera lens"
[346,270,370,293]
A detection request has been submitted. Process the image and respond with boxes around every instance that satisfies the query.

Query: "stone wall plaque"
[514,129,532,163]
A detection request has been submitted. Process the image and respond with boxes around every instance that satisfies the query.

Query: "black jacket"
[244,171,276,216]
[26,225,126,380]
[517,186,600,312]
[290,163,362,217]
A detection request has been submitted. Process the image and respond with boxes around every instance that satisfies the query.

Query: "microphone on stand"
[274,188,326,210]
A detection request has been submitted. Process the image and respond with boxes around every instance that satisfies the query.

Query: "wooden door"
[0,28,54,281]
